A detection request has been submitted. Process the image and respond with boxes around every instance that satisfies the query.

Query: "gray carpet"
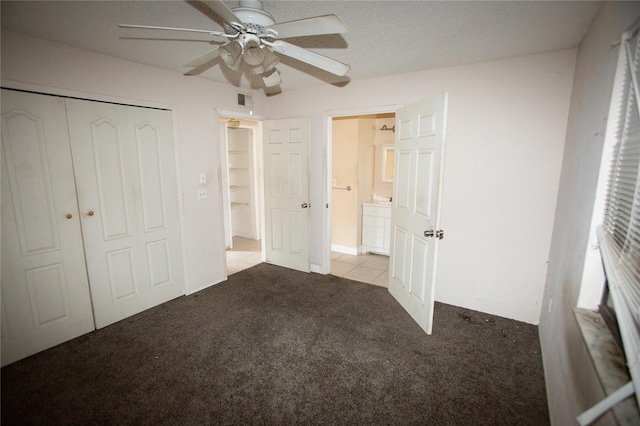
[1,263,549,425]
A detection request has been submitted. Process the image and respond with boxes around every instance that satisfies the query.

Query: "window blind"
[599,26,640,408]
[603,29,640,322]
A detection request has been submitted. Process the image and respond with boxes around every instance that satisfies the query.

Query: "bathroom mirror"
[382,145,394,182]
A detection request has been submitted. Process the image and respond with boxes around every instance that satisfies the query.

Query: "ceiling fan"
[119,0,350,88]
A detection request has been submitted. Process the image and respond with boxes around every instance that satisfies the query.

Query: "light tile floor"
[226,236,262,275]
[331,252,390,287]
[227,240,389,286]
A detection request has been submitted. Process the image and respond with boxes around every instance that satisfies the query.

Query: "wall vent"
[237,93,253,107]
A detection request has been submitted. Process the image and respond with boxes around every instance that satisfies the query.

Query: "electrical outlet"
[199,173,206,184]
[197,189,207,199]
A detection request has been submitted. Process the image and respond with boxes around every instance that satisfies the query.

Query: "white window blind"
[598,26,640,409]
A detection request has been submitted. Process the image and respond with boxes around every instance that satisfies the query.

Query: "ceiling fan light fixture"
[262,69,282,88]
[250,47,279,75]
[220,40,243,71]
[123,0,351,90]
[242,35,265,66]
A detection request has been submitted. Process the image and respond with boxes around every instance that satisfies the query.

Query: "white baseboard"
[331,244,358,256]
[310,263,322,274]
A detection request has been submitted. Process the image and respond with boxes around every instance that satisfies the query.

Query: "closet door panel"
[66,99,184,328]
[1,90,94,366]
[130,106,184,307]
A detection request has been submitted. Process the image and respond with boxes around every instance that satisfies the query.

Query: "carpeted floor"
[1,263,549,425]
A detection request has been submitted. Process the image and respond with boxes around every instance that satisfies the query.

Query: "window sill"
[574,308,640,424]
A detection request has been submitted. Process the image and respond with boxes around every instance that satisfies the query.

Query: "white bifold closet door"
[1,90,95,366]
[66,98,184,329]
[1,90,184,366]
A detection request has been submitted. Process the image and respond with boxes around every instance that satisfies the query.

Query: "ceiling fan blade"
[119,24,226,37]
[273,41,350,76]
[267,15,347,39]
[185,47,221,67]
[201,0,245,29]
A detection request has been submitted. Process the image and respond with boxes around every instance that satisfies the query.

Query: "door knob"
[301,203,309,209]
[87,210,94,216]
[66,214,73,219]
[436,230,444,240]
[424,229,434,238]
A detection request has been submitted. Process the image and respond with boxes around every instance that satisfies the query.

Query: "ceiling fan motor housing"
[226,0,275,35]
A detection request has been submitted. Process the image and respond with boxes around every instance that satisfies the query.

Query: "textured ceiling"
[1,1,601,93]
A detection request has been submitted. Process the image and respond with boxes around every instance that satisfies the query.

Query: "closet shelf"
[230,202,250,210]
[228,150,247,155]
[230,185,249,192]
[229,167,248,173]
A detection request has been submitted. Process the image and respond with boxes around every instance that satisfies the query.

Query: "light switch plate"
[199,173,206,184]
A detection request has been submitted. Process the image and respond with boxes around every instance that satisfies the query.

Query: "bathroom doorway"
[219,117,264,275]
[329,113,395,286]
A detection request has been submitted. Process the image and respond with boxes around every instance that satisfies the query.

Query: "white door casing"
[388,93,448,335]
[263,118,310,273]
[66,99,185,329]
[1,90,95,366]
[221,122,233,249]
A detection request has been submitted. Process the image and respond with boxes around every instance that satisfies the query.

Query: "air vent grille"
[237,93,253,107]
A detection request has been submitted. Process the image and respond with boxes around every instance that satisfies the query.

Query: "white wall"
[1,29,577,327]
[267,49,577,324]
[539,3,640,425]
[1,30,267,295]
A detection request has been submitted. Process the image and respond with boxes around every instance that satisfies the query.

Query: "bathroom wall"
[357,117,376,246]
[331,115,376,253]
[374,114,396,198]
[331,117,360,250]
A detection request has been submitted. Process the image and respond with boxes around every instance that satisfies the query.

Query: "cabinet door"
[66,99,185,329]
[1,90,94,366]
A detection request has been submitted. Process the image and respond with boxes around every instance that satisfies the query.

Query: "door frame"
[217,115,265,249]
[216,110,266,273]
[322,104,403,274]
[2,80,191,292]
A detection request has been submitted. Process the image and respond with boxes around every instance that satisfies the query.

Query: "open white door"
[263,118,310,273]
[388,93,448,335]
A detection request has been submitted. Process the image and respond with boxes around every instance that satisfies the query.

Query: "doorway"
[219,117,264,275]
[329,112,395,286]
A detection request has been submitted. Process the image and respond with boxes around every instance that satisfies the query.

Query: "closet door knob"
[66,214,73,219]
[87,211,94,216]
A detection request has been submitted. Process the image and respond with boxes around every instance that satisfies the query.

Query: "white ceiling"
[1,1,601,93]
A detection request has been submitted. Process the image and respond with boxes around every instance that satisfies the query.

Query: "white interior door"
[388,93,448,335]
[66,99,185,329]
[263,118,310,272]
[1,90,94,366]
